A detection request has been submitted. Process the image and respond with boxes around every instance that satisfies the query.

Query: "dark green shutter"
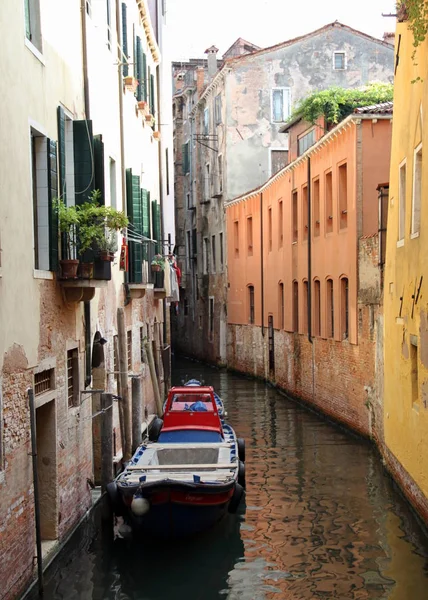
[152,200,161,253]
[93,134,105,204]
[47,139,59,272]
[57,106,66,203]
[141,189,149,259]
[126,169,135,282]
[121,2,128,76]
[150,74,155,118]
[136,36,142,101]
[126,170,142,283]
[73,119,94,205]
[142,52,147,101]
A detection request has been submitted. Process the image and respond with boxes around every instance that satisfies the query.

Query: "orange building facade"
[226,108,392,437]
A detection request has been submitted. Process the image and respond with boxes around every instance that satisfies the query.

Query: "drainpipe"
[260,191,265,336]
[307,157,312,344]
[81,0,92,385]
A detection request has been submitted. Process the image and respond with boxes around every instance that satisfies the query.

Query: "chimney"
[383,32,395,45]
[196,67,205,95]
[205,45,219,79]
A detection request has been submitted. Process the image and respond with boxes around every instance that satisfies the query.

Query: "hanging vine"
[397,0,428,50]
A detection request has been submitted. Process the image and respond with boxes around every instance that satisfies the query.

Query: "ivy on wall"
[397,1,428,50]
[287,83,394,127]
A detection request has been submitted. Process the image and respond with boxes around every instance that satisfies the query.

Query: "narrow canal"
[28,358,428,599]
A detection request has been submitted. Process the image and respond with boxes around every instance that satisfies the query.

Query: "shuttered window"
[73,119,94,206]
[121,3,128,76]
[57,106,66,204]
[141,189,150,259]
[182,142,189,174]
[136,36,142,101]
[152,200,161,254]
[150,73,155,117]
[93,134,105,204]
[126,169,143,283]
[48,140,59,271]
[142,53,148,101]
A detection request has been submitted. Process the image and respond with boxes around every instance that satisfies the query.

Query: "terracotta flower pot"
[99,251,115,262]
[79,262,94,279]
[151,264,162,272]
[59,259,79,280]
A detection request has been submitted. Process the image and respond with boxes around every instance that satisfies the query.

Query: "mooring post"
[28,388,44,597]
[145,341,163,415]
[117,307,132,461]
[131,377,142,452]
[100,393,114,493]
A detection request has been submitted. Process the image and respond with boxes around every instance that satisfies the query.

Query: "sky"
[165,0,397,61]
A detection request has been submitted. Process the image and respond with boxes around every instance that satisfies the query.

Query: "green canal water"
[27,358,428,599]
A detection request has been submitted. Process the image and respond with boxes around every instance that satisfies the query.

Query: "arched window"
[292,280,299,332]
[278,282,284,329]
[340,277,349,339]
[313,279,321,337]
[248,285,255,324]
[326,278,334,338]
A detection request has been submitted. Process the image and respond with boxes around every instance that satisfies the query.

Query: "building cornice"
[225,114,392,208]
[190,67,230,117]
[136,0,160,64]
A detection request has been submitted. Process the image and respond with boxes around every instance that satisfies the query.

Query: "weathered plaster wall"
[225,24,394,200]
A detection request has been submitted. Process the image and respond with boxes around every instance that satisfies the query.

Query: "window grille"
[34,369,54,396]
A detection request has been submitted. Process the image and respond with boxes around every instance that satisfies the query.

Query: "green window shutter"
[136,36,142,101]
[73,119,94,205]
[156,202,161,254]
[121,2,128,76]
[152,200,161,253]
[141,189,149,260]
[126,168,136,283]
[150,74,155,117]
[47,139,59,272]
[93,134,105,204]
[132,175,142,283]
[142,53,148,101]
[57,106,66,203]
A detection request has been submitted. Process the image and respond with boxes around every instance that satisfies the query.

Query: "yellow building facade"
[384,20,428,520]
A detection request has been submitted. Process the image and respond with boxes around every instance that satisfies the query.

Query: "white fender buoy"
[131,496,150,516]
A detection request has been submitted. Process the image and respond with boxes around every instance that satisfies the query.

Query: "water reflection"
[29,358,428,599]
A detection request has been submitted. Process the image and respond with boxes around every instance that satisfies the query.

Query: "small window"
[340,277,349,339]
[333,52,346,70]
[215,94,222,125]
[268,208,273,251]
[412,145,422,236]
[338,163,348,229]
[186,231,191,270]
[67,349,79,408]
[203,107,209,135]
[234,221,239,258]
[24,0,42,52]
[204,163,210,201]
[292,281,299,332]
[248,286,255,324]
[113,335,119,374]
[182,141,190,174]
[31,130,50,271]
[326,279,334,338]
[217,155,223,194]
[302,281,309,334]
[399,160,406,242]
[211,235,216,273]
[292,190,298,243]
[325,171,333,234]
[279,283,284,329]
[127,330,132,372]
[247,217,253,256]
[219,232,224,269]
[278,200,283,248]
[313,178,320,237]
[313,280,321,336]
[271,88,291,122]
[302,185,308,241]
[34,368,55,396]
[203,237,209,273]
[298,129,316,155]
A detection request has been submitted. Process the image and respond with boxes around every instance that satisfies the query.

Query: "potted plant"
[54,198,80,279]
[151,254,165,272]
[137,100,149,114]
[153,131,161,141]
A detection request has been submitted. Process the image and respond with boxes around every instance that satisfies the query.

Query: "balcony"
[127,240,167,301]
[59,257,112,303]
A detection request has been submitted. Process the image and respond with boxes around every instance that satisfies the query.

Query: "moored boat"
[107,385,245,537]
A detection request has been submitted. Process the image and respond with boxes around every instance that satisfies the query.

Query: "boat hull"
[120,482,235,537]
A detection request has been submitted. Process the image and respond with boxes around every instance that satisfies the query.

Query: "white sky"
[165,0,397,61]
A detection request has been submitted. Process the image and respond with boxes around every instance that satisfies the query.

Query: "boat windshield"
[170,393,215,412]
